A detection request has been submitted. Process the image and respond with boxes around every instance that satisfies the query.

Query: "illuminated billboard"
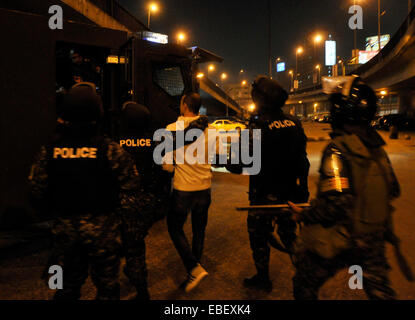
[358,50,379,64]
[276,62,285,72]
[365,34,390,52]
[139,31,168,44]
[325,40,336,66]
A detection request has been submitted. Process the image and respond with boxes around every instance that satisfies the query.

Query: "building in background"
[225,83,253,113]
[296,35,327,91]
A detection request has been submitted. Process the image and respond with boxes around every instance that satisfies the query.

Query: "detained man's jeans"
[167,189,211,272]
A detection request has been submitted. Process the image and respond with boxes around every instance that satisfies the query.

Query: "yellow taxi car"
[210,119,247,133]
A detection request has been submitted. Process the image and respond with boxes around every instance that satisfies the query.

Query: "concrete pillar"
[398,91,415,117]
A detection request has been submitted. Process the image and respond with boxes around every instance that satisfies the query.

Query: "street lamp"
[249,104,256,112]
[147,3,158,29]
[338,59,345,76]
[295,47,303,89]
[315,64,321,84]
[196,73,204,79]
[378,0,382,52]
[177,32,186,44]
[313,34,323,64]
[241,80,247,86]
[288,70,294,91]
[353,0,358,60]
[207,64,215,78]
[220,73,228,116]
[314,35,323,44]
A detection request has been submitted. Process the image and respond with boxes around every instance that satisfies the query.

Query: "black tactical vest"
[119,133,154,189]
[249,111,309,204]
[46,135,119,216]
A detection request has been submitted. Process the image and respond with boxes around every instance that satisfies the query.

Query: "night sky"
[119,0,411,84]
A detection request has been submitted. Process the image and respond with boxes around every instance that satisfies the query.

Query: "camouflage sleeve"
[106,141,141,215]
[301,193,355,226]
[300,144,355,226]
[28,146,48,201]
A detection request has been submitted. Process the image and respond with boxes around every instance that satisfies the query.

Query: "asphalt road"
[0,122,414,300]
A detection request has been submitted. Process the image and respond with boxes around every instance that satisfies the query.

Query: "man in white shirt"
[163,92,220,292]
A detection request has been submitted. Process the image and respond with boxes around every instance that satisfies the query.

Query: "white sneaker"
[183,263,208,293]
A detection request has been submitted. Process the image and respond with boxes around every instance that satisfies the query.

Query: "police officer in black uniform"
[118,102,170,300]
[228,76,310,292]
[118,101,209,299]
[29,85,141,300]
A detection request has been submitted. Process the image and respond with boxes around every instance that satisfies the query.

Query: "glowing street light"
[241,80,247,86]
[295,46,304,84]
[196,73,204,79]
[207,64,215,78]
[380,90,388,96]
[177,32,186,44]
[249,104,256,112]
[147,3,159,29]
[288,70,294,91]
[220,73,229,116]
[315,64,321,84]
[314,34,323,44]
[338,59,345,76]
[313,34,323,81]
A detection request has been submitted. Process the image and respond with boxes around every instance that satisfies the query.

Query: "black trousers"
[167,189,211,272]
[247,211,297,278]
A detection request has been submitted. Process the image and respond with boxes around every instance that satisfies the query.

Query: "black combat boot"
[243,274,273,293]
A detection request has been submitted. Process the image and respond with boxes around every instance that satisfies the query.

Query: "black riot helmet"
[120,101,151,134]
[323,76,378,128]
[251,76,288,112]
[59,82,103,124]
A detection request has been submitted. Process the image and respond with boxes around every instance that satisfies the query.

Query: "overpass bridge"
[197,76,244,118]
[286,5,415,118]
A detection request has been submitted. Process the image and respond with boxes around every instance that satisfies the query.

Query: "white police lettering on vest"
[120,139,152,147]
[268,120,296,130]
[53,147,97,159]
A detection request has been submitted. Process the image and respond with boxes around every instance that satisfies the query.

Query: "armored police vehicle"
[0,0,222,230]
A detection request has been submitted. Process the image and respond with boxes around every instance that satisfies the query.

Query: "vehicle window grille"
[153,65,185,96]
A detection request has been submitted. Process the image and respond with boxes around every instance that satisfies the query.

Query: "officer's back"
[28,84,140,300]
[248,77,309,204]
